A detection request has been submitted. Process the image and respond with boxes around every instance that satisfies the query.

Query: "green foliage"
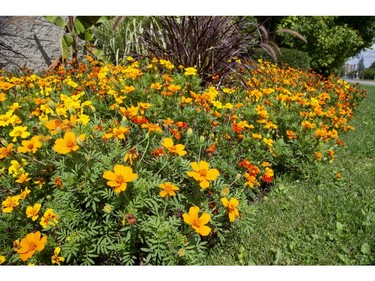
[362,68,375,80]
[277,16,365,76]
[45,16,113,62]
[279,48,311,70]
[0,56,365,265]
[92,16,155,65]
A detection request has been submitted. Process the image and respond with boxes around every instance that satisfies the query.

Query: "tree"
[357,57,365,79]
[275,16,371,76]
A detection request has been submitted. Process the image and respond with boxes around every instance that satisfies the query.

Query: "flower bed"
[0,57,366,265]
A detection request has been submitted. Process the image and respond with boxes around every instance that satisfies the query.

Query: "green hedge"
[252,48,311,70]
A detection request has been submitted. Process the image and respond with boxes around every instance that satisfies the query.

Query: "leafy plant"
[140,16,277,84]
[44,16,113,63]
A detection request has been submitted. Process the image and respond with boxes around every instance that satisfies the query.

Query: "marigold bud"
[1,139,8,146]
[187,128,193,137]
[199,136,205,143]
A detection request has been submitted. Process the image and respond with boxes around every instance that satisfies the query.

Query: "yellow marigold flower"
[161,138,187,156]
[34,177,45,189]
[8,160,22,176]
[301,120,316,129]
[8,102,22,111]
[159,182,179,198]
[221,197,240,222]
[0,143,13,159]
[119,106,139,118]
[51,247,65,265]
[2,195,20,213]
[102,164,138,193]
[182,206,211,236]
[137,102,152,114]
[15,231,47,262]
[16,172,31,184]
[252,133,262,139]
[187,160,220,189]
[141,123,162,134]
[123,147,138,165]
[53,131,81,154]
[19,187,31,199]
[17,136,42,153]
[150,82,163,90]
[40,208,59,229]
[184,67,197,76]
[9,126,30,142]
[159,59,174,69]
[181,96,193,104]
[122,85,135,94]
[26,203,42,221]
[263,138,274,147]
[0,255,5,264]
[104,126,130,140]
[0,110,17,126]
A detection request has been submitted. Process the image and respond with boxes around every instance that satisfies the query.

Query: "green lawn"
[202,84,375,265]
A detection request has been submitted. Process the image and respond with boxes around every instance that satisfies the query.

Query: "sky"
[346,43,375,68]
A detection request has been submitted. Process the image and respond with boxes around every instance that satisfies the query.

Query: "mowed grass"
[202,84,375,265]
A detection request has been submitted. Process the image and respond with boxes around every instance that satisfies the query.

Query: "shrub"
[0,57,365,265]
[362,68,375,80]
[279,48,311,70]
[140,16,273,84]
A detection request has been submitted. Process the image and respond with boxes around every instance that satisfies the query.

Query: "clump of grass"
[202,84,375,265]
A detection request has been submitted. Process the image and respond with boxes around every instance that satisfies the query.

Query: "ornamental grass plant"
[0,56,365,265]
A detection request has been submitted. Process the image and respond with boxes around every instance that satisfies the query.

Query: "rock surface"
[0,16,64,72]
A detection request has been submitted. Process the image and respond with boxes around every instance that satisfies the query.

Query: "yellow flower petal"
[198,225,211,236]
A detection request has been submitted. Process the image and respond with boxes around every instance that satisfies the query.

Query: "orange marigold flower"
[221,197,240,222]
[1,195,20,213]
[187,160,220,189]
[314,151,323,161]
[301,120,316,129]
[15,231,47,262]
[102,164,138,193]
[51,247,65,265]
[53,131,83,154]
[0,143,13,159]
[159,182,179,198]
[286,130,298,140]
[141,123,162,134]
[161,138,187,156]
[26,203,42,221]
[53,176,64,188]
[182,206,211,236]
[244,173,260,188]
[17,136,42,153]
[151,147,165,157]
